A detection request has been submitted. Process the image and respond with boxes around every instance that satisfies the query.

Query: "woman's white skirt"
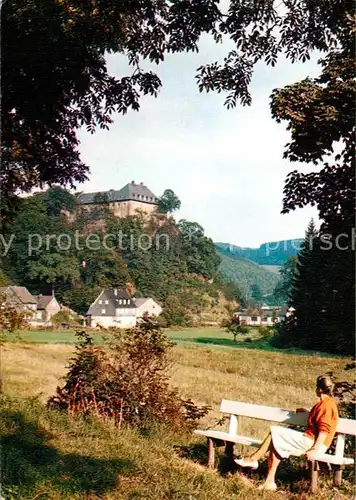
[270,426,316,459]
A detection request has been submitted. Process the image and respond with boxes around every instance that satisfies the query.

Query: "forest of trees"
[0,187,244,326]
[215,246,280,300]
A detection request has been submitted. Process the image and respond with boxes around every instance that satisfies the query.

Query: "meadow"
[1,327,354,500]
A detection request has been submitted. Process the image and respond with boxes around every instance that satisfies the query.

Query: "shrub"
[0,293,26,344]
[51,309,81,328]
[259,326,275,339]
[48,324,209,430]
[161,295,190,327]
[224,317,249,342]
[154,315,168,328]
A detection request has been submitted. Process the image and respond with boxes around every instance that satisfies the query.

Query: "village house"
[134,297,162,318]
[35,295,61,321]
[0,286,38,318]
[76,181,159,219]
[86,288,163,328]
[86,287,138,328]
[0,285,63,326]
[235,306,289,326]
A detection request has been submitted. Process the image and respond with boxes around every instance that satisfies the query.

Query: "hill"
[215,239,302,266]
[1,188,239,327]
[217,252,280,298]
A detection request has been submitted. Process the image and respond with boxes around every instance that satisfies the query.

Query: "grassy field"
[1,328,354,500]
[7,326,240,345]
[6,326,348,356]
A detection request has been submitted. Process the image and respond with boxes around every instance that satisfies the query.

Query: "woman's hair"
[316,375,334,396]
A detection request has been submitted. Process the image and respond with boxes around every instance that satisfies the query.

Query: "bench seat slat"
[194,429,262,447]
[315,455,354,466]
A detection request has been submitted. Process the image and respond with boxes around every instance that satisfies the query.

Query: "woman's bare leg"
[263,446,281,486]
[248,433,272,461]
[235,433,273,467]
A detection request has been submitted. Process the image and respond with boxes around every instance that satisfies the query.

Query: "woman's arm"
[306,432,328,459]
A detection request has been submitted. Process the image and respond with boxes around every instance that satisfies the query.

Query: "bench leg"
[207,438,215,469]
[333,465,344,487]
[225,442,234,458]
[310,460,319,493]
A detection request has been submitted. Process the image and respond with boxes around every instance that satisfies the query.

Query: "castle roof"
[77,181,159,205]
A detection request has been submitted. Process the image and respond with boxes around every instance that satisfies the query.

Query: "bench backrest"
[220,400,356,436]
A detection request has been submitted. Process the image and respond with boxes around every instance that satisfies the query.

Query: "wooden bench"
[194,399,356,492]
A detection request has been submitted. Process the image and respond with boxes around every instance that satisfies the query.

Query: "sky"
[77,35,321,248]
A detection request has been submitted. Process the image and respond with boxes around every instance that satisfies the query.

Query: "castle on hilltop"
[76,181,159,218]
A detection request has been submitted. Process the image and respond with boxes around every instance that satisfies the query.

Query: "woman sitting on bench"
[235,375,339,491]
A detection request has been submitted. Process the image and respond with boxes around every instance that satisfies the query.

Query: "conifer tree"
[280,220,322,349]
[279,219,354,355]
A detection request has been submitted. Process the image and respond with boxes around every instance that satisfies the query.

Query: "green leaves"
[27,254,80,284]
[157,189,181,213]
[272,256,298,304]
[3,0,354,206]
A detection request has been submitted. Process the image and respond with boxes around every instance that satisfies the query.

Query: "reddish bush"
[48,324,210,430]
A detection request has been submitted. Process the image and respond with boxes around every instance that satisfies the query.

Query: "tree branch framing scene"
[1,1,355,499]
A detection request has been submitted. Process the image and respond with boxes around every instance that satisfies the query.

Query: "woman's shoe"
[234,457,259,470]
[257,482,277,491]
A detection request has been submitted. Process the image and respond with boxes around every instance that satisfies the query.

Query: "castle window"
[101,308,106,314]
[105,300,109,305]
[99,300,102,304]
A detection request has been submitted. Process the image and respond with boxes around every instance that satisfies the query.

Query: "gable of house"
[37,295,57,310]
[134,297,162,317]
[87,288,137,317]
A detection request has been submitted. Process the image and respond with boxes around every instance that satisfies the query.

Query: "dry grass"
[1,343,71,401]
[1,339,354,500]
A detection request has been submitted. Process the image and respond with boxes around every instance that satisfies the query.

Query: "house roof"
[134,298,148,307]
[0,286,37,304]
[87,288,137,317]
[276,306,288,316]
[134,298,161,308]
[77,182,159,205]
[261,311,275,317]
[37,295,54,309]
[134,298,150,307]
